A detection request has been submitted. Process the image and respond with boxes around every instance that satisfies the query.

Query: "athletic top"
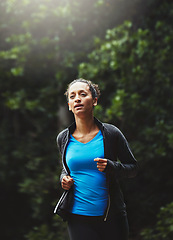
[66,130,108,216]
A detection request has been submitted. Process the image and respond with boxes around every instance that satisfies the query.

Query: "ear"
[93,97,98,107]
[68,102,72,111]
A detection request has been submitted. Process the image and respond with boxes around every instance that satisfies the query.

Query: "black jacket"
[54,118,138,221]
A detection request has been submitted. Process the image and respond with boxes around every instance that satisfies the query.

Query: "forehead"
[68,82,90,93]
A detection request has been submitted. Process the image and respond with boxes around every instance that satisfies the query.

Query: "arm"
[106,128,138,178]
[57,131,74,190]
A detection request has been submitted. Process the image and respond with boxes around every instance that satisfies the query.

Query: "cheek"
[85,99,95,109]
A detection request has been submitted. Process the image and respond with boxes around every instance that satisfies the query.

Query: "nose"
[74,94,81,102]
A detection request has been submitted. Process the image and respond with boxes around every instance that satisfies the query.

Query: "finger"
[98,167,104,172]
[62,178,69,184]
[62,182,68,188]
[62,176,68,183]
[63,182,71,187]
[65,179,73,184]
[97,163,107,168]
[97,163,105,168]
[62,182,72,190]
[63,176,73,183]
[68,179,74,184]
[97,162,107,165]
[62,180,74,188]
[97,163,107,172]
[66,176,73,180]
[94,158,107,163]
[97,165,106,170]
[62,185,70,190]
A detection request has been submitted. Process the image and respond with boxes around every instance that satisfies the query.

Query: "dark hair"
[65,78,101,100]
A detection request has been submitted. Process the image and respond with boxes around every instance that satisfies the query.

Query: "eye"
[81,93,87,97]
[69,95,75,99]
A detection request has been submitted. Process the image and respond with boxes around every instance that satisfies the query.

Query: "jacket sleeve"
[105,128,138,179]
[60,167,68,183]
[56,132,69,184]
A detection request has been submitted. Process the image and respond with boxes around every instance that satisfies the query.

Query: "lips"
[74,104,83,109]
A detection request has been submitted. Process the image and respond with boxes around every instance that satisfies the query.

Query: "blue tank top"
[66,130,108,216]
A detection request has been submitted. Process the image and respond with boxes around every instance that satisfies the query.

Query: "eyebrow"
[69,89,87,95]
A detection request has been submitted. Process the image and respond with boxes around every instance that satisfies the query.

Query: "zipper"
[101,122,110,222]
[54,136,70,214]
[54,190,68,213]
[62,134,70,175]
[104,194,110,221]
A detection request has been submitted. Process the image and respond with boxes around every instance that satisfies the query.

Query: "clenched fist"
[94,158,107,172]
[61,175,74,190]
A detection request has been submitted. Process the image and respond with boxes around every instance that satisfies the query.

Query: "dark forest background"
[0,0,173,239]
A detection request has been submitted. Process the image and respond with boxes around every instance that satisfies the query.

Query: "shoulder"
[57,128,68,139]
[102,122,128,145]
[103,123,123,136]
[56,128,68,148]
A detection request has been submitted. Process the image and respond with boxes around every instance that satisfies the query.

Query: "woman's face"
[68,82,97,117]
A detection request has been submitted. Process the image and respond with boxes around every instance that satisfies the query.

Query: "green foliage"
[79,0,173,236]
[25,225,55,240]
[141,202,173,240]
[0,0,173,240]
[106,89,127,120]
[2,1,152,239]
[25,216,68,240]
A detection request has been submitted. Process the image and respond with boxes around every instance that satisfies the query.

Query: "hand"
[94,158,107,172]
[61,175,74,190]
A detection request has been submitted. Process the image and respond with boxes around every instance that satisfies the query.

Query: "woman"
[54,78,138,240]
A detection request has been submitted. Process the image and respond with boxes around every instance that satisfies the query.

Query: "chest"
[66,131,104,171]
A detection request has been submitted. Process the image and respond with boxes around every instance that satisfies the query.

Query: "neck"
[74,115,96,135]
